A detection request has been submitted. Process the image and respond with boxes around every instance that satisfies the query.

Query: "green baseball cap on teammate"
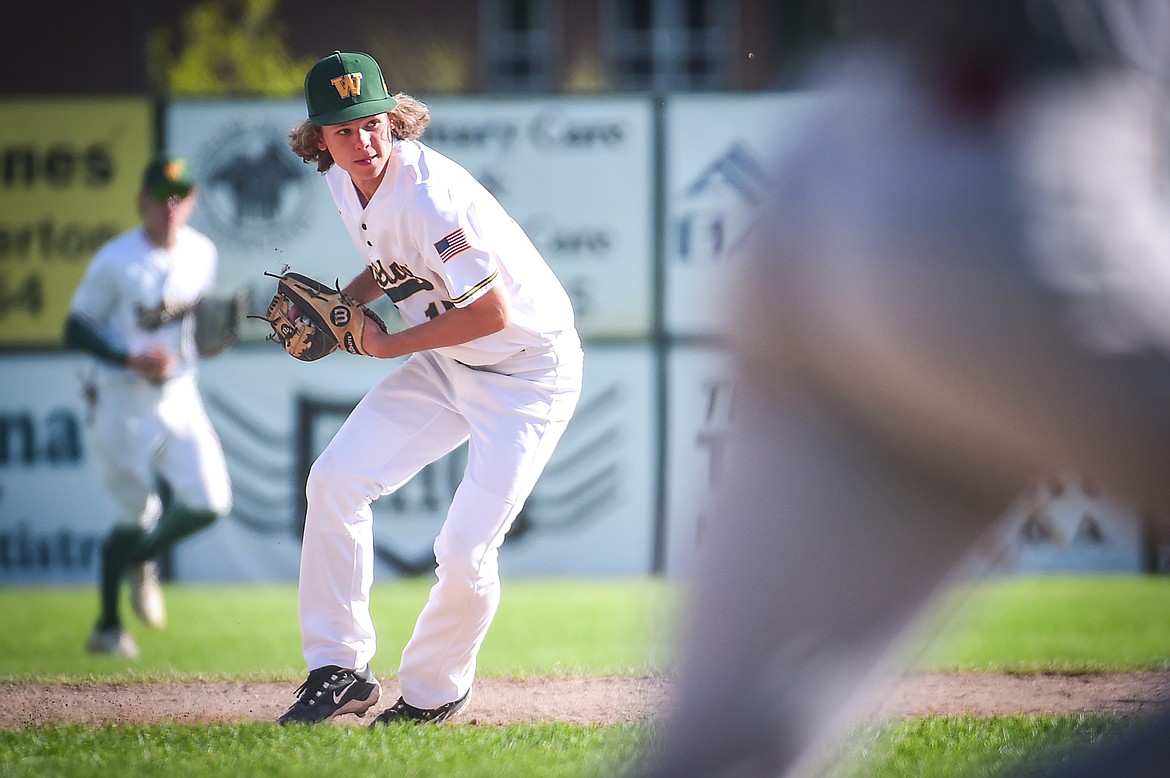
[142,152,195,202]
[304,51,398,126]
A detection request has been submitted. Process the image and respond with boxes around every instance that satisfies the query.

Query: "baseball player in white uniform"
[644,1,1170,776]
[276,51,583,726]
[65,153,233,659]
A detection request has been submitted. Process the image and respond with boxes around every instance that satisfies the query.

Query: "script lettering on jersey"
[136,300,196,331]
[368,260,435,303]
[331,73,363,99]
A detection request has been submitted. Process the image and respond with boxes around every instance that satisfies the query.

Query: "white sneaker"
[85,626,139,659]
[129,561,167,629]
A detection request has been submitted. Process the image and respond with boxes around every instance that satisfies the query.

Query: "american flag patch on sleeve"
[434,228,471,262]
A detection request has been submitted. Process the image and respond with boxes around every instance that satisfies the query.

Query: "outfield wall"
[0,94,1150,582]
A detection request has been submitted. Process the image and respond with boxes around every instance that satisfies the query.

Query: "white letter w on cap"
[330,73,363,98]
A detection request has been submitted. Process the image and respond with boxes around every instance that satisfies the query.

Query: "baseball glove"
[194,288,252,357]
[252,271,388,361]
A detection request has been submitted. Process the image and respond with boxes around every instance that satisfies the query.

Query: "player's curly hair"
[288,93,432,173]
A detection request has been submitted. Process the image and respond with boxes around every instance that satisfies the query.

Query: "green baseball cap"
[304,50,398,126]
[142,152,195,201]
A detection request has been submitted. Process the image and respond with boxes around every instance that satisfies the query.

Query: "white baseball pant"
[91,371,232,526]
[298,339,582,708]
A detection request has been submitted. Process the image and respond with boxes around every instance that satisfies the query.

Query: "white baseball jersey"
[324,138,576,365]
[70,224,218,382]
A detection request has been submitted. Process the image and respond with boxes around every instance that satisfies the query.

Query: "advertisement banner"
[976,475,1145,574]
[663,93,825,337]
[164,96,655,341]
[0,345,658,583]
[164,99,352,345]
[0,354,120,583]
[657,349,1147,579]
[424,97,656,338]
[661,344,734,577]
[0,98,154,347]
[177,343,659,580]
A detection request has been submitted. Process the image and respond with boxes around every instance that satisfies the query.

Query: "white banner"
[423,97,656,338]
[0,346,658,582]
[976,474,1145,575]
[663,93,825,336]
[655,349,1149,578]
[180,343,659,580]
[164,99,356,344]
[661,345,734,577]
[0,354,118,583]
[164,96,655,341]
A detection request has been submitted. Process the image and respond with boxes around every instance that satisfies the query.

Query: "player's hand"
[129,346,176,385]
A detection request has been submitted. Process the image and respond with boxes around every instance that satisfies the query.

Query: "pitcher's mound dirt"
[4,672,1169,729]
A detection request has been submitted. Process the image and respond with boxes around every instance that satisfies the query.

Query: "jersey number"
[424,300,456,320]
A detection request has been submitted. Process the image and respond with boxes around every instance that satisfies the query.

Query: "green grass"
[6,574,1164,681]
[0,723,648,778]
[3,574,1170,777]
[0,577,677,681]
[813,715,1133,777]
[906,575,1170,672]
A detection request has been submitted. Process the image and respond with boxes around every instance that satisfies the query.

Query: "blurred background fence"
[1,0,1161,584]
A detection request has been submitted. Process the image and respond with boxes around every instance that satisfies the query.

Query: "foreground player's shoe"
[369,689,471,727]
[129,561,167,629]
[276,665,381,725]
[85,625,139,659]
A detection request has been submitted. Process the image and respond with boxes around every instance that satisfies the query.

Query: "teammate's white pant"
[91,371,233,525]
[299,337,582,708]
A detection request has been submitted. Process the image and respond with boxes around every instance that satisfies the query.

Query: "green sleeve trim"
[63,315,130,367]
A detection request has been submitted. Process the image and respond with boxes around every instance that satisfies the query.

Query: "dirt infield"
[5,672,1170,728]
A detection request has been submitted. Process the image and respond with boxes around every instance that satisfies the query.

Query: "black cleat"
[368,689,471,727]
[277,665,381,725]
